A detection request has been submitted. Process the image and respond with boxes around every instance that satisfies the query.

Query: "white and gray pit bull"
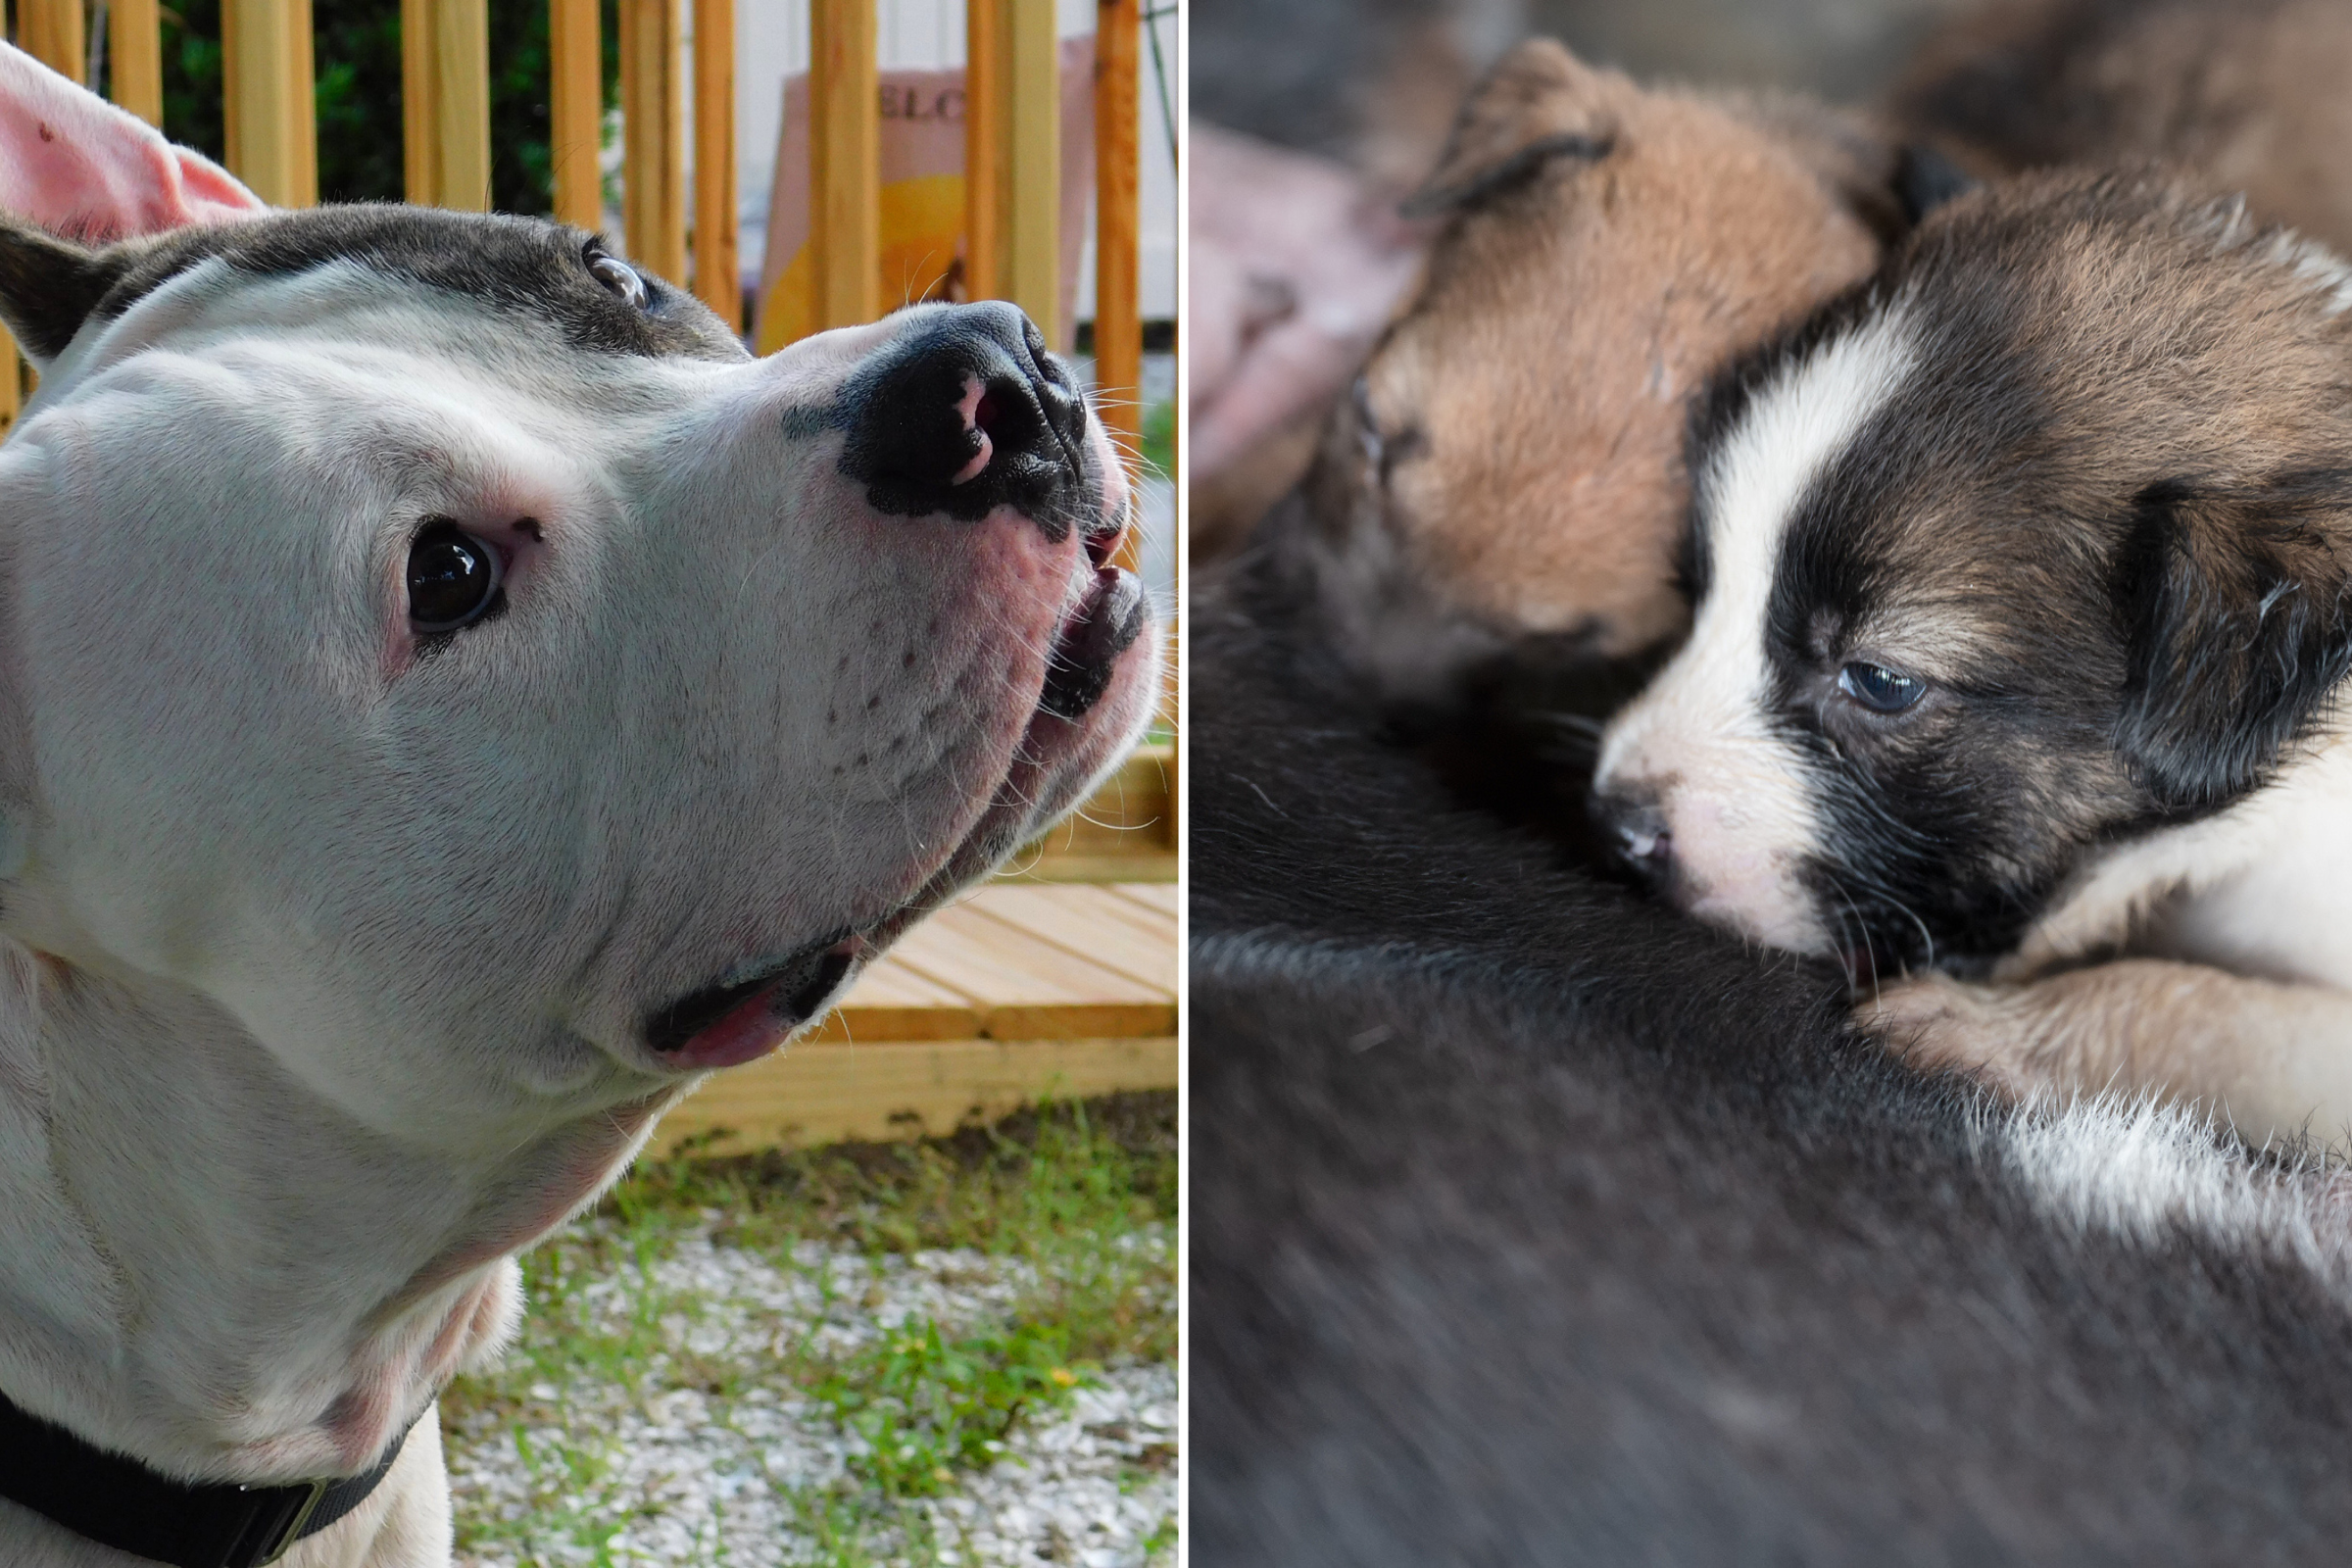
[0,47,1156,1568]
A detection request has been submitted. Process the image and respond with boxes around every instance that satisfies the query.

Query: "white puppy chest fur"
[1592,172,2352,1155]
[0,206,1155,1566]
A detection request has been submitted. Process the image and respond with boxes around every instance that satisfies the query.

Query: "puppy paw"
[1857,974,2053,1100]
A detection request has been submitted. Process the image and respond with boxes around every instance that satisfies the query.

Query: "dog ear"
[1400,39,1617,220]
[0,220,134,364]
[2112,472,2352,810]
[0,43,265,364]
[0,43,265,240]
[1892,143,1977,225]
[1739,98,1980,246]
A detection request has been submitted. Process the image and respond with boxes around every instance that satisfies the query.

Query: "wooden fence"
[0,0,1152,532]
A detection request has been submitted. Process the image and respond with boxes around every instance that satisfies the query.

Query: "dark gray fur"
[1191,542,2352,1564]
[0,203,748,367]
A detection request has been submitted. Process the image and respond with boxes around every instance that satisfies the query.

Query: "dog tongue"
[650,942,857,1069]
[668,983,805,1069]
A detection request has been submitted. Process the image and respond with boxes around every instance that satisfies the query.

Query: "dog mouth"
[642,510,1146,1073]
[1040,555,1150,721]
[644,934,863,1069]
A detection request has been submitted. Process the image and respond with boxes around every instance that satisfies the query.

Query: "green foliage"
[810,1317,1090,1498]
[1141,398,1174,480]
[155,0,622,215]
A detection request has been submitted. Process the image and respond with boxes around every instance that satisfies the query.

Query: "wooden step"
[994,742,1176,884]
[648,1035,1177,1155]
[651,882,1179,1154]
[809,881,1178,1044]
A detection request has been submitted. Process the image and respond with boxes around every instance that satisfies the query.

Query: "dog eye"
[586,249,649,311]
[1838,661,1926,713]
[408,521,506,634]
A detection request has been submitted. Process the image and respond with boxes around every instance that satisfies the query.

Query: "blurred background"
[1193,0,1979,158]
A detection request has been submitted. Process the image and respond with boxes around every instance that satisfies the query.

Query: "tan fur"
[1871,960,2352,1153]
[1297,40,1894,695]
[1889,0,2352,253]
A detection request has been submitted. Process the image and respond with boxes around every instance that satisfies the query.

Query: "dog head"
[1592,172,2352,981]
[1296,37,1958,700]
[0,198,1156,1145]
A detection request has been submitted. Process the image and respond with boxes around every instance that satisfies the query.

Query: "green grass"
[441,1092,1177,1566]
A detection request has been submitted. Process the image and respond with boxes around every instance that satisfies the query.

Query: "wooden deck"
[649,881,1178,1153]
[991,741,1176,885]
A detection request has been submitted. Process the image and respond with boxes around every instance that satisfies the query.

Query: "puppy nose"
[1590,788,1673,885]
[839,301,1092,540]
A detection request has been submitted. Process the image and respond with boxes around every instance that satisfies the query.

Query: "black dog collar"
[0,1389,409,1568]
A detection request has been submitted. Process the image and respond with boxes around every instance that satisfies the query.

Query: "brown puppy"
[1280,39,1928,702]
[1888,0,2352,252]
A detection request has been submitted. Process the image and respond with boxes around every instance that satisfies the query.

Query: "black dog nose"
[1589,788,1673,886]
[838,301,1095,541]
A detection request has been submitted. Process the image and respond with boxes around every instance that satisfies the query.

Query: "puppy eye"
[586,248,649,311]
[1838,661,1926,713]
[408,520,506,634]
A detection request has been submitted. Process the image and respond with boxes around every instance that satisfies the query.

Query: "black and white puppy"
[1592,172,2352,1151]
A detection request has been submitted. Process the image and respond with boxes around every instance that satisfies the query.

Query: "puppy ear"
[1740,100,1980,246]
[0,43,266,240]
[0,219,133,363]
[1892,143,1977,225]
[1400,38,1617,220]
[2113,473,2352,809]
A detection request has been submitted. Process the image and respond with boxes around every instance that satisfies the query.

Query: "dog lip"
[645,934,858,1067]
[1039,565,1150,720]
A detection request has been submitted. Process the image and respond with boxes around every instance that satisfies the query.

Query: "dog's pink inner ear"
[1403,36,1618,219]
[0,42,266,244]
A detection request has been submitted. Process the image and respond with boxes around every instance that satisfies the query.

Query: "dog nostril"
[1591,790,1673,883]
[841,302,1086,537]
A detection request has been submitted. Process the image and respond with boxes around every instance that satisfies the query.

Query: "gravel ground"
[446,1220,1177,1566]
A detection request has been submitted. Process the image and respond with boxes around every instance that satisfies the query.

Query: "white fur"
[1990,1091,2352,1286]
[0,259,1155,1563]
[2259,227,2352,316]
[1594,303,1918,949]
[2012,731,2352,983]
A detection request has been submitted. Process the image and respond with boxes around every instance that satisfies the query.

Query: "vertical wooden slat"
[1005,0,1057,340]
[549,0,603,229]
[221,0,317,207]
[1094,0,1141,503]
[963,0,1005,303]
[0,0,15,438]
[402,0,489,210]
[0,0,14,438]
[19,0,86,83]
[401,0,437,202]
[110,0,166,125]
[808,0,878,329]
[287,0,317,202]
[436,0,490,210]
[691,0,737,326]
[620,0,686,281]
